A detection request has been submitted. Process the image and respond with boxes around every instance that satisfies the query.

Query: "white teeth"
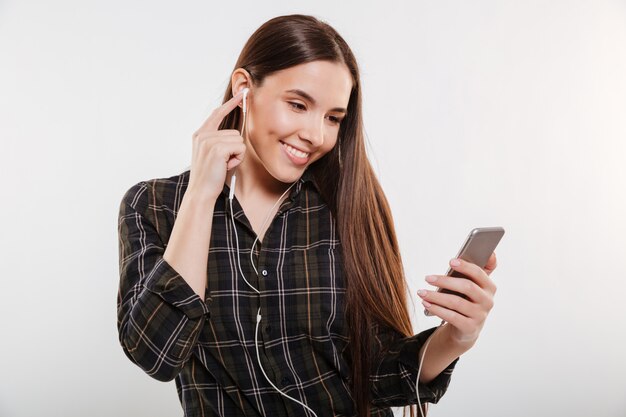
[284,143,309,159]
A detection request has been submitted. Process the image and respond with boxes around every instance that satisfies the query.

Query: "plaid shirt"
[117,168,457,417]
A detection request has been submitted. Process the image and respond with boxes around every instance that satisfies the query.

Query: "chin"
[266,162,309,184]
[270,169,305,184]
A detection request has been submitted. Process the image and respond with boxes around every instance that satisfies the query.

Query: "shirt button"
[261,269,268,276]
[265,325,271,334]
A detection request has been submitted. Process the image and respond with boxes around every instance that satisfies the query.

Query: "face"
[233,60,353,186]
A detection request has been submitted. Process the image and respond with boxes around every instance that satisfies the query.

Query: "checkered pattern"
[117,168,457,417]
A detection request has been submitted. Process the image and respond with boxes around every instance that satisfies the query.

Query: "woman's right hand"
[187,90,247,201]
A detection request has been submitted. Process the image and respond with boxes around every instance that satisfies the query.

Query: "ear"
[231,68,253,108]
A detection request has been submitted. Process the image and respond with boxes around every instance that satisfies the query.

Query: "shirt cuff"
[143,257,212,320]
[397,326,459,404]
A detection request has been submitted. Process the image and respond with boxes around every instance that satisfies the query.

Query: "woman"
[117,14,498,417]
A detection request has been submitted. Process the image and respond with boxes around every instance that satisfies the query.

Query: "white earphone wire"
[228,91,315,415]
[229,186,315,417]
[254,307,319,417]
[416,320,446,417]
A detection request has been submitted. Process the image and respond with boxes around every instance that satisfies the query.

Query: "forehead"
[261,61,353,106]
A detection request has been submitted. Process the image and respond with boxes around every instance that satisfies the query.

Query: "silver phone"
[424,227,505,316]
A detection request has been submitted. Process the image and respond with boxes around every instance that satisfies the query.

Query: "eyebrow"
[285,89,347,114]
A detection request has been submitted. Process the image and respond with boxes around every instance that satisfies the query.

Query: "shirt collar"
[217,167,319,217]
[299,167,318,190]
[218,167,319,200]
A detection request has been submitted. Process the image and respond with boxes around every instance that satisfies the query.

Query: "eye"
[328,115,342,125]
[288,101,306,111]
[289,101,343,125]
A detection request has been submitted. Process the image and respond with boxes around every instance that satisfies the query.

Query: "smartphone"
[424,227,505,316]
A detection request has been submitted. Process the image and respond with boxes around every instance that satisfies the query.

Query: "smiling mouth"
[281,142,311,159]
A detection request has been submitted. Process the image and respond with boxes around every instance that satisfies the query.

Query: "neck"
[225,159,292,202]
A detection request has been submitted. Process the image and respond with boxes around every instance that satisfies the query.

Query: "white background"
[1,1,625,416]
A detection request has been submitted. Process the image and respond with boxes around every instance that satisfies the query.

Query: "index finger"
[197,91,244,133]
[448,258,495,292]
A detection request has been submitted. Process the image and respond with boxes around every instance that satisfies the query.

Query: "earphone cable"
[228,101,310,414]
[254,306,319,417]
[229,189,314,417]
[249,181,297,276]
[416,319,446,417]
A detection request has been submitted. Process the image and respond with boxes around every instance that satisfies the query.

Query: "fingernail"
[425,275,437,283]
[450,258,461,267]
[417,289,427,297]
[422,300,432,308]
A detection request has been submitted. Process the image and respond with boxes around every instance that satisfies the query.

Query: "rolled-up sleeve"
[117,181,211,382]
[370,323,458,407]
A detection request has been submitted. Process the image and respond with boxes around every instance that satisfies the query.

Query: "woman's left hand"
[417,252,498,348]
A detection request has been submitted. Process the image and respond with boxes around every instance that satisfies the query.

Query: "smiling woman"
[117,13,493,417]
[226,60,352,188]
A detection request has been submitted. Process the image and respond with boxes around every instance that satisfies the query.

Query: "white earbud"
[229,87,250,201]
[242,88,249,114]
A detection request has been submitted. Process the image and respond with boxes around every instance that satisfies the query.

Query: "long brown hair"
[218,14,417,417]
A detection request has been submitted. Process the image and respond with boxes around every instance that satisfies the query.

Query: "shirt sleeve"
[117,181,211,382]
[369,322,458,407]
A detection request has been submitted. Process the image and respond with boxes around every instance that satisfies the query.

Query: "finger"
[195,137,244,160]
[226,153,245,171]
[225,143,247,170]
[484,252,498,275]
[418,289,479,318]
[421,300,473,330]
[425,275,489,304]
[196,91,244,133]
[211,129,242,137]
[448,258,496,293]
[194,130,243,141]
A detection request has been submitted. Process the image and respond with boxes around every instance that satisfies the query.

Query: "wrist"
[439,323,476,354]
[183,188,219,209]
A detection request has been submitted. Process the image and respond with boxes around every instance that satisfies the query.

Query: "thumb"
[484,252,497,276]
[226,152,245,171]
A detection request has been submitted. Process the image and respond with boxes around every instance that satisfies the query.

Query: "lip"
[280,141,313,154]
[280,141,311,165]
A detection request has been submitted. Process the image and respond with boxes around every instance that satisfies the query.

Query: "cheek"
[255,102,296,136]
[313,137,338,161]
[324,141,338,157]
[272,105,300,134]
[324,134,339,150]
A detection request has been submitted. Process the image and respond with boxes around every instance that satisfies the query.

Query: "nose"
[299,114,325,148]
